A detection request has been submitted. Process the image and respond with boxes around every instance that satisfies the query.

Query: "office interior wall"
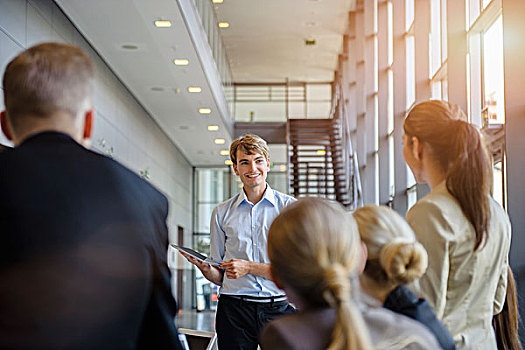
[0,0,193,309]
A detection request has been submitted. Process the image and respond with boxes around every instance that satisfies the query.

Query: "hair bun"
[379,241,428,285]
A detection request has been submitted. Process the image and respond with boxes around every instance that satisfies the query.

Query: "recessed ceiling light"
[174,59,189,66]
[218,22,230,28]
[280,164,287,172]
[305,38,316,46]
[154,20,172,27]
[208,125,219,131]
[199,108,212,114]
[188,87,202,93]
[225,160,233,166]
[151,87,165,92]
[215,138,226,144]
[317,150,326,155]
[220,150,229,156]
[212,0,224,3]
[121,44,139,50]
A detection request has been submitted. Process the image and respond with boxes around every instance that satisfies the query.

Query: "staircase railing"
[330,82,363,209]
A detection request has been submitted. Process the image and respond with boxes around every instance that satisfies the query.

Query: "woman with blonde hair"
[402,100,511,349]
[354,205,455,350]
[260,197,441,350]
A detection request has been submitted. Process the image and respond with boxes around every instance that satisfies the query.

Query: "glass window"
[482,16,505,125]
[441,79,448,101]
[432,81,442,99]
[406,35,415,108]
[469,0,481,28]
[406,0,414,31]
[441,0,447,62]
[407,184,417,209]
[493,161,504,207]
[193,167,233,311]
[430,0,442,76]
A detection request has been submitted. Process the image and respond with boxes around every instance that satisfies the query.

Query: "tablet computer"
[171,244,222,267]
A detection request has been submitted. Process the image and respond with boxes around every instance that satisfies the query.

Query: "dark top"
[384,285,456,350]
[0,132,183,349]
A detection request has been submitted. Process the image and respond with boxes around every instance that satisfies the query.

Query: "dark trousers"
[215,295,295,350]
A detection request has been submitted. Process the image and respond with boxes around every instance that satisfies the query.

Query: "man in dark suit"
[0,43,183,349]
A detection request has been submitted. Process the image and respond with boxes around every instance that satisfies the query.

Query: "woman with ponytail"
[260,198,440,350]
[354,205,455,350]
[403,100,511,349]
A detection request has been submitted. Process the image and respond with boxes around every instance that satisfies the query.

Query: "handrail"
[329,82,363,209]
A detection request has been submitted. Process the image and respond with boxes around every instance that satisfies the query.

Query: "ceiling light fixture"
[220,150,229,156]
[174,59,189,65]
[188,87,202,93]
[317,150,326,155]
[305,38,316,46]
[215,138,226,144]
[212,0,224,3]
[199,108,212,114]
[154,20,172,28]
[121,44,139,50]
[218,22,230,28]
[208,125,219,131]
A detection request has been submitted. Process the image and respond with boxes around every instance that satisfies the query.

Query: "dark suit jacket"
[0,132,183,349]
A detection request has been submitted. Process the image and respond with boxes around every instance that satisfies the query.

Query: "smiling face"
[233,149,270,191]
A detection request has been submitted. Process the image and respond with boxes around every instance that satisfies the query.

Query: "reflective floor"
[177,310,216,334]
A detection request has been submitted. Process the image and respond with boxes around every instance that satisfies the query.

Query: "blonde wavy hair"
[268,198,372,350]
[353,205,428,287]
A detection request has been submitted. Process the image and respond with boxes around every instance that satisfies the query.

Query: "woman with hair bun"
[354,205,455,350]
[260,197,441,350]
[402,100,511,349]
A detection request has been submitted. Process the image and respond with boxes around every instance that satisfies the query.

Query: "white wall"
[0,0,194,308]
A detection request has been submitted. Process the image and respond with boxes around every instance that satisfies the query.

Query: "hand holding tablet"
[171,244,222,267]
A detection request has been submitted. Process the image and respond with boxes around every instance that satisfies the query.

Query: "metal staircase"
[287,84,362,209]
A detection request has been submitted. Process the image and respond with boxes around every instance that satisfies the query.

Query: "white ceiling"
[216,0,355,82]
[55,0,353,165]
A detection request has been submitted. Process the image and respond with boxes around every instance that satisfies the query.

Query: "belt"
[220,294,287,303]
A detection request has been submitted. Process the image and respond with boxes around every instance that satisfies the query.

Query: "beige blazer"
[407,182,511,350]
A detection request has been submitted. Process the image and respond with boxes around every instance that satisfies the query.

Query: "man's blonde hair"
[229,134,269,164]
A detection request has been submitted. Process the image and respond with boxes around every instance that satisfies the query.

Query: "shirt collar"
[234,183,276,208]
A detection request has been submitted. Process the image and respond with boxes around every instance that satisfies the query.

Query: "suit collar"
[18,131,78,148]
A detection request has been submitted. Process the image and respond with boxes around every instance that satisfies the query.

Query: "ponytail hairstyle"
[268,198,372,350]
[353,205,428,288]
[493,266,523,350]
[404,100,492,251]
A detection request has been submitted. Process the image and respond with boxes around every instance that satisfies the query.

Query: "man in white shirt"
[181,134,295,350]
